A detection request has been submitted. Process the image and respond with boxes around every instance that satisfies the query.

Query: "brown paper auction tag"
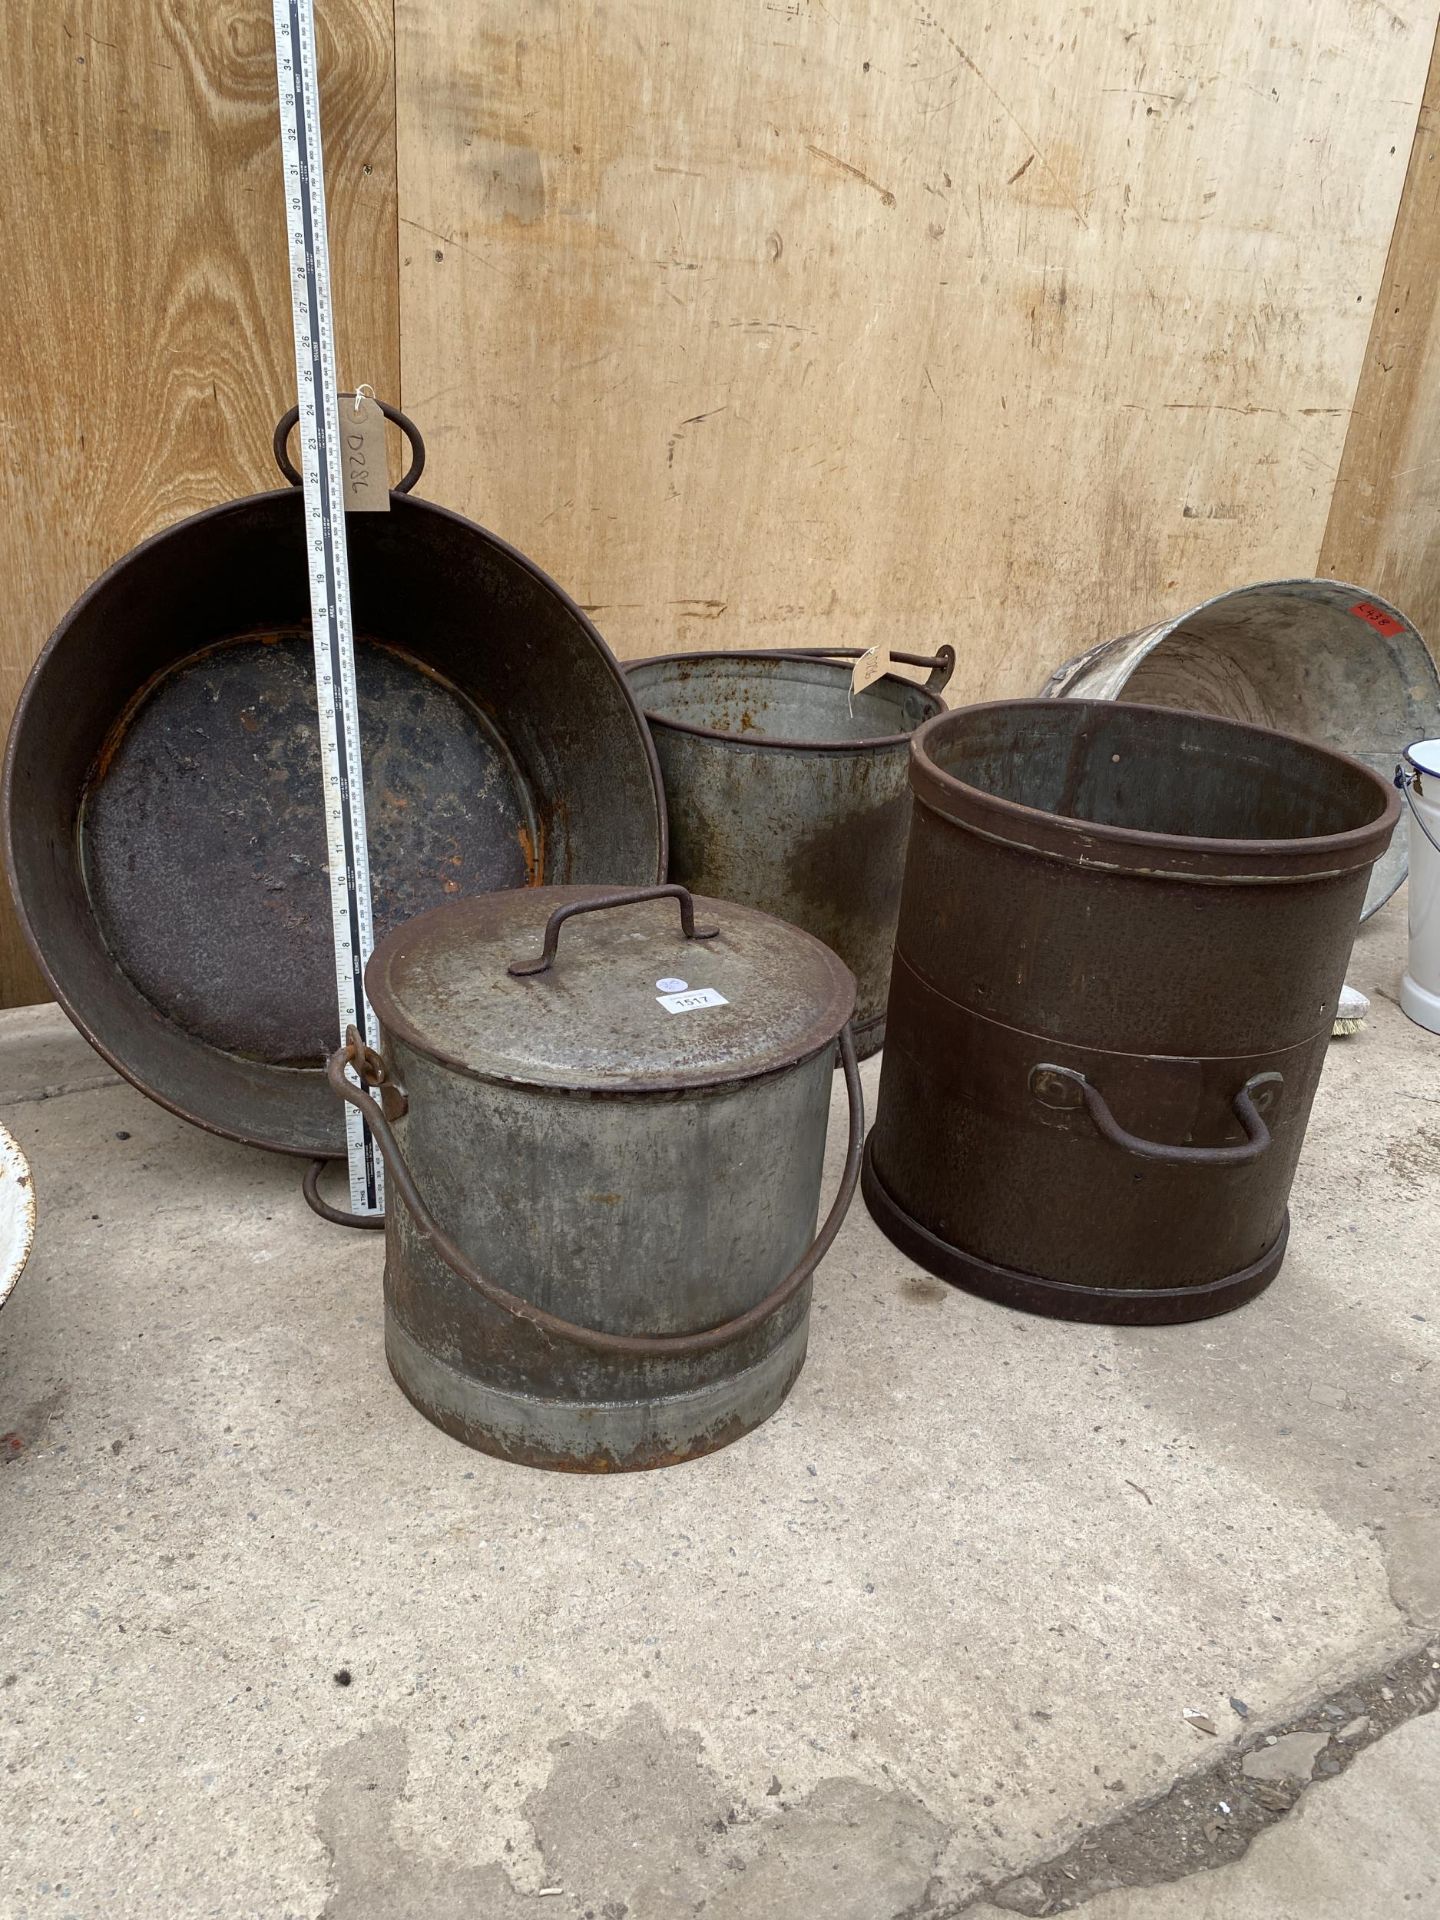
[341,388,390,512]
[850,642,892,700]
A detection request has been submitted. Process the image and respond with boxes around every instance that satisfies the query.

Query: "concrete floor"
[1,899,1436,1919]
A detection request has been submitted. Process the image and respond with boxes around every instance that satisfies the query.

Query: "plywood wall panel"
[395,2,1434,684]
[4,3,1438,1012]
[1322,31,1440,654]
[0,0,398,1007]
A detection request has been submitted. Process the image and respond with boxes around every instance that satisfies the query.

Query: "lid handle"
[506,884,719,979]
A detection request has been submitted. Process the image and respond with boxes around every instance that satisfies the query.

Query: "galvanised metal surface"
[2,410,665,1159]
[627,648,953,1059]
[0,1121,35,1316]
[864,700,1399,1325]
[326,885,861,1471]
[1041,578,1439,919]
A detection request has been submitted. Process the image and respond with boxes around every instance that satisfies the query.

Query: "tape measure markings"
[272,0,383,1214]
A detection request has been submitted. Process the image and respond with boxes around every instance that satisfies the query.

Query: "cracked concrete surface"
[1,901,1437,1917]
[969,1710,1440,1919]
[968,1637,1438,1914]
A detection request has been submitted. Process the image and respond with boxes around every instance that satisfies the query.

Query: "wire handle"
[776,645,956,695]
[311,1024,864,1358]
[1397,762,1440,859]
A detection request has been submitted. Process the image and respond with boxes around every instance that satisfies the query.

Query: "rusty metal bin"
[863,700,1399,1324]
[628,648,953,1059]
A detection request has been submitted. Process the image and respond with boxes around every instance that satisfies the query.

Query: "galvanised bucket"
[1041,578,1438,918]
[628,648,954,1059]
[326,884,861,1471]
[864,700,1398,1325]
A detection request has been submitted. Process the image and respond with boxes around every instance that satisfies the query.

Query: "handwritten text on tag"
[341,390,390,513]
[850,643,892,699]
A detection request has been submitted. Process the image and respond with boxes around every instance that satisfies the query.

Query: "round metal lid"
[366,884,856,1093]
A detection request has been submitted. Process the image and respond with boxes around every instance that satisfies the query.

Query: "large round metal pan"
[3,413,665,1158]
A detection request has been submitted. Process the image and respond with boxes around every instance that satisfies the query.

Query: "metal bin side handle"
[312,1022,864,1359]
[507,883,719,978]
[1029,1065,1282,1168]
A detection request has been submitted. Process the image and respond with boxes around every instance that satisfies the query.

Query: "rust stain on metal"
[516,817,545,882]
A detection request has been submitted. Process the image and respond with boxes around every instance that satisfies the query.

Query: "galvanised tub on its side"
[1041,578,1438,918]
[864,699,1399,1325]
[628,648,954,1059]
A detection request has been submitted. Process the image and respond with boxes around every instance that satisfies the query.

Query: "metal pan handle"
[1029,1064,1281,1168]
[272,394,426,494]
[507,883,719,978]
[307,1023,864,1358]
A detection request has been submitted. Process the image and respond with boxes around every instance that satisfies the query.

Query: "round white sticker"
[656,976,688,993]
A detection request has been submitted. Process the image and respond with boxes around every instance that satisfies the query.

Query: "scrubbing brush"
[1332,983,1370,1037]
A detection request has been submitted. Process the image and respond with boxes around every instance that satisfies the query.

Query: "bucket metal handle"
[309,1023,864,1357]
[779,645,956,694]
[1397,761,1440,858]
[1029,1064,1282,1167]
[273,394,426,495]
[507,883,719,978]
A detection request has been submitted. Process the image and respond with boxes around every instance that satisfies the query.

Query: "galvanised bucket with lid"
[325,884,860,1470]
